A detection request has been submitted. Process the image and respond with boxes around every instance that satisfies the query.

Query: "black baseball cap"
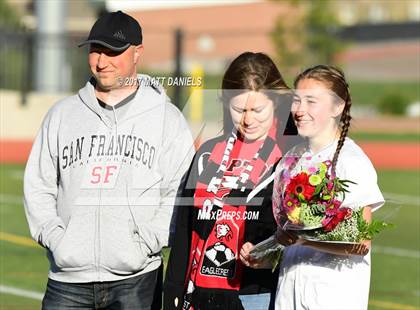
[78,11,142,51]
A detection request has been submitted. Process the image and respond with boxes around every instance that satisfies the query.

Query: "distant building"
[334,0,420,25]
[4,0,420,81]
[126,1,298,73]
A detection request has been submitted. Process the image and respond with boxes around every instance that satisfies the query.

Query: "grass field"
[0,164,419,309]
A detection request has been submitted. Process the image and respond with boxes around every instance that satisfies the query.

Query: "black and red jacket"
[163,135,282,310]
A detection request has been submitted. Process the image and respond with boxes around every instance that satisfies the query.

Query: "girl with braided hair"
[266,65,384,309]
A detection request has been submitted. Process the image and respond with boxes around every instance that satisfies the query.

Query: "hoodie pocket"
[53,213,94,271]
[100,212,151,275]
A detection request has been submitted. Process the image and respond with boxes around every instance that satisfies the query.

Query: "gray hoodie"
[24,75,194,283]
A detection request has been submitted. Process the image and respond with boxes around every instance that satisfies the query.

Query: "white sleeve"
[339,155,385,212]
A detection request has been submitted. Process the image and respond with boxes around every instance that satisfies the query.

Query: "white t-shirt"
[273,138,385,310]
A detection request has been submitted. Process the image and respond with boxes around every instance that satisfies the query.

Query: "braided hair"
[294,65,352,175]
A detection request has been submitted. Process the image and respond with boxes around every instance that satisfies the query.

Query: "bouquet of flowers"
[249,160,391,262]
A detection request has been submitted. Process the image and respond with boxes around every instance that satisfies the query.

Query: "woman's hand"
[275,227,300,246]
[346,242,370,256]
[299,207,373,256]
[239,242,273,269]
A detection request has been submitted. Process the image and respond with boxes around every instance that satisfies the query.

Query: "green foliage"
[313,203,326,213]
[322,194,331,200]
[271,0,345,72]
[313,182,324,195]
[268,247,283,272]
[270,0,305,73]
[0,0,27,91]
[271,18,305,74]
[305,0,343,64]
[299,204,324,227]
[377,92,410,115]
[350,81,419,107]
[0,0,23,29]
[357,209,395,241]
[0,46,26,90]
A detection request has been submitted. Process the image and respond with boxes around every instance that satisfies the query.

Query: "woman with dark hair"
[163,52,297,310]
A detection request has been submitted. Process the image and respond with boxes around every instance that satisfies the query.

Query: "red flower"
[325,199,342,216]
[326,182,334,191]
[322,208,352,232]
[286,172,315,201]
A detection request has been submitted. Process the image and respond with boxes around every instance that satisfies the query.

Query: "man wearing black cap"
[24,11,194,309]
[79,10,145,104]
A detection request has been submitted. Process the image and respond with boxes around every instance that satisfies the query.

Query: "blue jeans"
[239,292,274,310]
[42,269,158,310]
